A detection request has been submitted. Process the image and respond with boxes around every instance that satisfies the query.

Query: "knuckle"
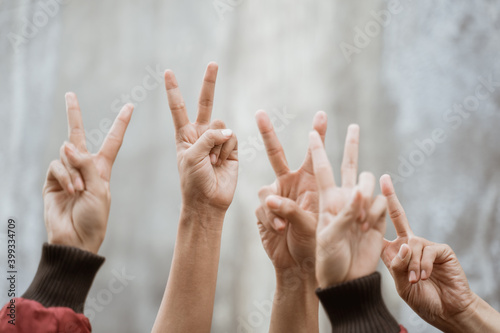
[183,153,196,165]
[389,208,405,220]
[49,160,59,170]
[258,187,268,198]
[341,160,357,171]
[265,146,283,159]
[199,97,213,108]
[169,101,186,112]
[70,127,85,137]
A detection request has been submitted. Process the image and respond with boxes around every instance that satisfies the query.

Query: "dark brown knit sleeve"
[316,272,400,333]
[22,243,105,313]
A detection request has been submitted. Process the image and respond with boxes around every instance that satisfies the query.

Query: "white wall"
[1,0,499,332]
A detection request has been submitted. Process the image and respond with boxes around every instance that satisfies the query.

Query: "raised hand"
[43,93,133,254]
[152,63,238,333]
[308,128,387,288]
[379,174,499,333]
[254,110,327,276]
[254,111,329,333]
[165,62,238,223]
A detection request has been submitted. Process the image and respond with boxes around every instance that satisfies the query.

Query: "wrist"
[179,205,226,233]
[445,293,498,333]
[275,265,318,293]
[48,233,102,255]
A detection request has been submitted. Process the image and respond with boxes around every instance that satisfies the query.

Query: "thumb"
[190,129,233,160]
[389,243,412,286]
[265,195,316,235]
[64,143,101,192]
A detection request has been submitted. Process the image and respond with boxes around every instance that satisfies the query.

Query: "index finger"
[98,103,134,170]
[196,62,218,125]
[65,92,87,151]
[255,110,289,177]
[379,174,412,237]
[164,69,190,132]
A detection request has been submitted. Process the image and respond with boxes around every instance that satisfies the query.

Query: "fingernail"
[267,196,282,209]
[409,270,417,283]
[398,244,409,260]
[68,183,75,194]
[421,270,427,280]
[221,129,232,137]
[274,217,285,230]
[75,177,84,191]
[362,221,369,231]
[210,153,217,165]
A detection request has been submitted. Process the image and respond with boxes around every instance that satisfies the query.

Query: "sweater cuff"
[316,272,400,333]
[22,243,105,313]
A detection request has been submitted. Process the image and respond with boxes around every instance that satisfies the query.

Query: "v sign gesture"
[309,128,387,289]
[152,63,238,333]
[254,110,327,275]
[165,62,238,224]
[43,92,134,254]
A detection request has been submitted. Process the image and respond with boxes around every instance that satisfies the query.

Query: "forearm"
[152,207,225,333]
[269,269,319,333]
[441,293,500,333]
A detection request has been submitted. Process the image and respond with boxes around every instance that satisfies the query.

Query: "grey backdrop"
[1,0,499,332]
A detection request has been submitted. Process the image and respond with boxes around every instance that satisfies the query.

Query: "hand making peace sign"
[43,93,134,254]
[165,62,238,226]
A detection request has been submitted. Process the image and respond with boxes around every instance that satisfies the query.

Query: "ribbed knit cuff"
[22,243,105,313]
[316,272,400,333]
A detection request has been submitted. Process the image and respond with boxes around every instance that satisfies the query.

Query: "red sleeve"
[0,298,91,333]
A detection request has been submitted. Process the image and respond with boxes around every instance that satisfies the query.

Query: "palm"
[321,220,384,282]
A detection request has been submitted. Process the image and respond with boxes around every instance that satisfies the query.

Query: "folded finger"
[46,160,74,194]
[60,143,84,191]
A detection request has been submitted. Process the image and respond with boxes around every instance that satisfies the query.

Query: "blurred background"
[1,0,500,332]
